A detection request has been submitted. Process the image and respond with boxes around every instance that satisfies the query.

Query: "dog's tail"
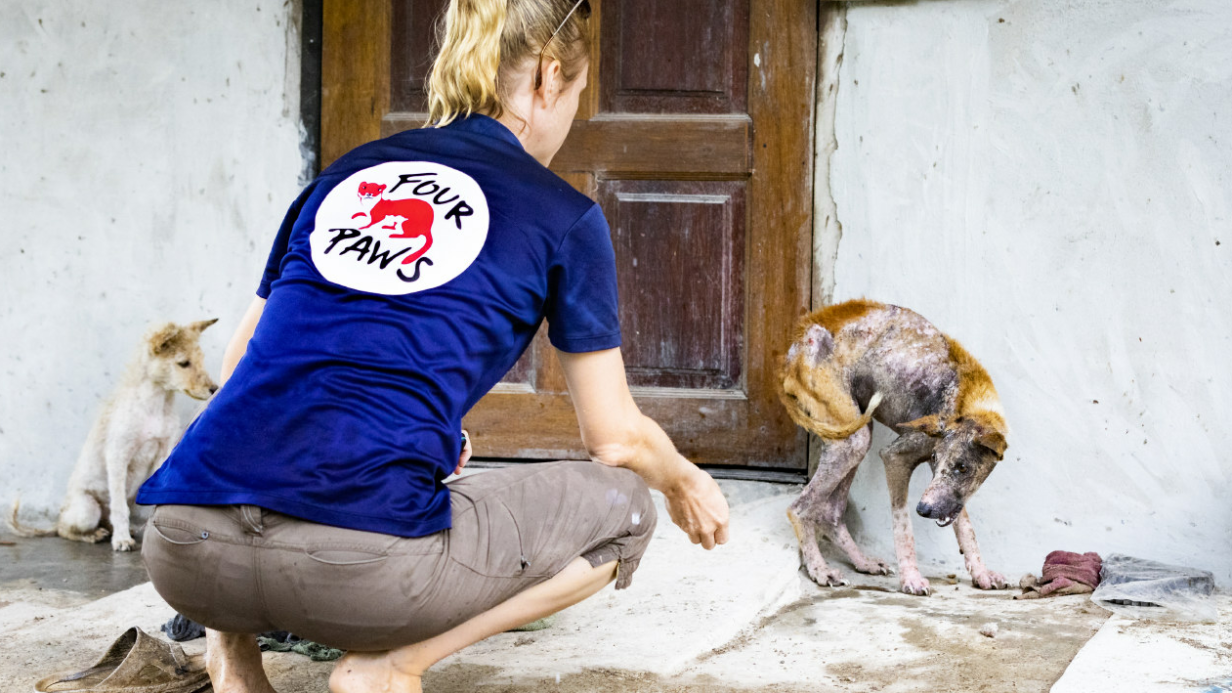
[7,498,56,538]
[796,391,884,440]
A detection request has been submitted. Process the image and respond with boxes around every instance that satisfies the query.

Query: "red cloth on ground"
[1038,550,1102,596]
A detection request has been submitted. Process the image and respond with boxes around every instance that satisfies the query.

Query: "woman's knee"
[602,463,658,531]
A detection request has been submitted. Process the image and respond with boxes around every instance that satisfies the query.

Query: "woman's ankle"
[330,652,423,693]
[386,642,439,679]
[205,630,276,693]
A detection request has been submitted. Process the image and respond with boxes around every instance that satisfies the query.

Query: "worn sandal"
[34,627,209,693]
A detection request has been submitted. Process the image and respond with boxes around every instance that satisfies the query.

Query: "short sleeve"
[544,205,622,353]
[256,182,317,298]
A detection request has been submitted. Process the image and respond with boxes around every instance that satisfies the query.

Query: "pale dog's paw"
[111,535,138,552]
[899,571,931,596]
[90,527,112,543]
[971,569,1011,590]
[803,561,848,587]
[853,557,895,576]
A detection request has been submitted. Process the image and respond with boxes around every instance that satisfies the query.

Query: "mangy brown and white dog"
[779,300,1011,596]
[9,320,218,551]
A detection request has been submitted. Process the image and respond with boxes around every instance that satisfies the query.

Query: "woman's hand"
[662,461,730,549]
[454,429,472,476]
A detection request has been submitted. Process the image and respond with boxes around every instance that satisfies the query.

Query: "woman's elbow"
[584,417,649,468]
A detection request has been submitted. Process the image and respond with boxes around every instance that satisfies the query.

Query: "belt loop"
[240,505,264,535]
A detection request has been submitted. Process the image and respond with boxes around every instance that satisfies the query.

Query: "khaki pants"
[142,461,656,651]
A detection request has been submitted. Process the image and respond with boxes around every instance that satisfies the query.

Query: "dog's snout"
[915,500,934,518]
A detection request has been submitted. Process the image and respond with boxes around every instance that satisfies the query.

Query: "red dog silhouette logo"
[310,162,490,295]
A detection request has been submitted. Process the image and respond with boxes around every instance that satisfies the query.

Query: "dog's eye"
[953,462,968,475]
[177,360,191,368]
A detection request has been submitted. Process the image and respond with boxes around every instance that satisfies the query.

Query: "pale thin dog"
[8,320,219,551]
[780,300,1011,596]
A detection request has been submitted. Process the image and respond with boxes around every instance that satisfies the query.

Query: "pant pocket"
[269,546,427,651]
[445,498,528,579]
[147,518,211,545]
[306,545,392,566]
[142,514,220,622]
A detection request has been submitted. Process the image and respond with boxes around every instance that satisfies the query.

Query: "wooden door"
[323,0,817,474]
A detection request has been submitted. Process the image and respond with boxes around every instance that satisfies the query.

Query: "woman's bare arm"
[557,348,730,549]
[219,297,266,386]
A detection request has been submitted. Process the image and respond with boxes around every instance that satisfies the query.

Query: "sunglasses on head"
[533,0,592,90]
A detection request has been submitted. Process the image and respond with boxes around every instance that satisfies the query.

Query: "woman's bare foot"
[205,629,278,693]
[329,652,423,693]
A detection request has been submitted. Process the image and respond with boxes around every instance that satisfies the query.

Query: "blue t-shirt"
[137,115,622,537]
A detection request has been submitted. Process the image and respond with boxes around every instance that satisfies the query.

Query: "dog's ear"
[148,323,182,356]
[188,318,219,334]
[899,415,945,436]
[976,430,1008,459]
[793,324,834,365]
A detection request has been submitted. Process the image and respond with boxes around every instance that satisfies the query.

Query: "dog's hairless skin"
[780,300,1011,596]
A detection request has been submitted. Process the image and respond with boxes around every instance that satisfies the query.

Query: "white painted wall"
[827,0,1232,585]
[0,2,305,518]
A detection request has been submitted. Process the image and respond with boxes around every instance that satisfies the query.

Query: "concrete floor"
[0,526,150,597]
[1,483,1224,692]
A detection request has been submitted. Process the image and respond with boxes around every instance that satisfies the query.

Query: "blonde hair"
[426,0,591,127]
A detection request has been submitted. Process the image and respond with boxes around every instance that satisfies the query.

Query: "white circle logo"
[310,161,490,295]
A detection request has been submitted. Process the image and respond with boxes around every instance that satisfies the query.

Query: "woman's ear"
[535,59,564,105]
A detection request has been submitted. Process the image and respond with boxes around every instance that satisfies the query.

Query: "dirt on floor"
[398,581,1109,693]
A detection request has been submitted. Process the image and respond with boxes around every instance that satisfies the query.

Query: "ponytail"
[427,0,591,127]
[427,0,507,126]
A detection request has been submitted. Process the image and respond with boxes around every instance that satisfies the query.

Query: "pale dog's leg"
[880,432,934,595]
[104,443,137,551]
[787,507,840,586]
[820,460,893,576]
[789,425,875,586]
[952,509,1010,589]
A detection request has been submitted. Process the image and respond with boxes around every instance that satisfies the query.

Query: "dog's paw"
[971,569,1011,590]
[803,562,848,587]
[111,535,137,552]
[90,528,111,543]
[853,557,895,576]
[899,572,931,596]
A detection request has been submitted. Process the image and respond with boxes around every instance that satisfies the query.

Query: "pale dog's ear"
[899,415,946,437]
[789,324,834,365]
[187,318,219,334]
[148,323,182,356]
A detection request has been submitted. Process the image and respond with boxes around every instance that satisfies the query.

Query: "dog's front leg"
[952,509,1010,590]
[103,445,138,552]
[881,433,933,596]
